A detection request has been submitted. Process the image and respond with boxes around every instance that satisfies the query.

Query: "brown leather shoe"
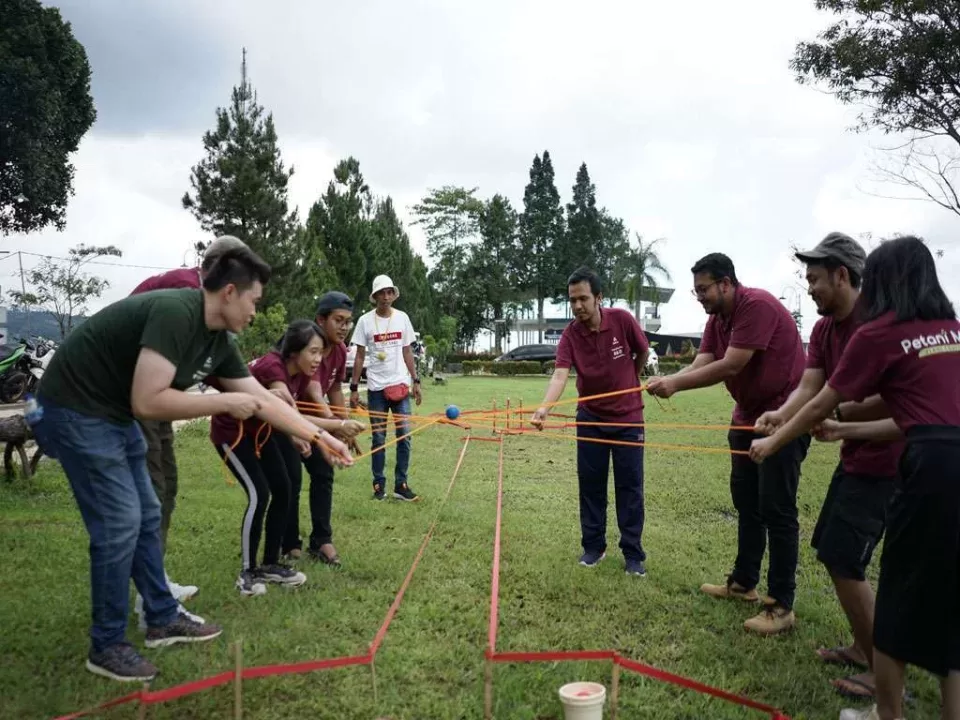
[700,576,760,602]
[744,603,795,635]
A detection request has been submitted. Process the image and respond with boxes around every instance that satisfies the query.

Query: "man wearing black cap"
[281,291,364,566]
[755,232,901,701]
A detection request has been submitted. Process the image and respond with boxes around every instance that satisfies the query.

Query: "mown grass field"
[0,377,940,719]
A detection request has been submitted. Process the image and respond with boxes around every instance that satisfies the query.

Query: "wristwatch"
[834,406,843,422]
[349,383,359,392]
[413,377,421,385]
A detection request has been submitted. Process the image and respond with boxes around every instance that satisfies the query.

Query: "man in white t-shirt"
[349,275,423,501]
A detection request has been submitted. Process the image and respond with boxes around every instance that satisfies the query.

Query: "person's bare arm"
[816,417,903,443]
[327,385,348,419]
[304,380,335,418]
[633,350,650,378]
[531,368,571,429]
[131,348,257,421]
[351,346,366,387]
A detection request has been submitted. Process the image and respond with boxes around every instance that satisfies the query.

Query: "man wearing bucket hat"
[349,275,422,501]
[753,233,901,700]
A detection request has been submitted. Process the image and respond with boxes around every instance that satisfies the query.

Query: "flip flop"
[832,675,875,701]
[816,646,869,670]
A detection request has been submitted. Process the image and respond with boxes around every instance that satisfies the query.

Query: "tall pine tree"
[181,49,302,309]
[518,151,564,341]
[560,162,603,277]
[475,194,520,353]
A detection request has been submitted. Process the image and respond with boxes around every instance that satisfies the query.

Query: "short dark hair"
[278,320,327,359]
[203,246,271,293]
[567,266,602,296]
[861,235,955,323]
[805,257,862,290]
[691,253,739,285]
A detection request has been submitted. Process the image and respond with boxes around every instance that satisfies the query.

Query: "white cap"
[370,274,399,303]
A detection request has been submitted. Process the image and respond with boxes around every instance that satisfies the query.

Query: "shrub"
[462,360,543,376]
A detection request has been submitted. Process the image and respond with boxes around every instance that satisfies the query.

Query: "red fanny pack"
[383,383,410,403]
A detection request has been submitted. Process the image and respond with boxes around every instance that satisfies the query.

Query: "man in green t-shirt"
[34,246,353,683]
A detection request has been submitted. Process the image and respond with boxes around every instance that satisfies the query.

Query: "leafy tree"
[1,0,96,234]
[595,211,632,306]
[518,151,565,341]
[474,194,521,353]
[411,186,483,318]
[423,315,457,373]
[236,303,287,360]
[792,1,960,218]
[8,244,121,338]
[624,235,671,321]
[182,50,301,308]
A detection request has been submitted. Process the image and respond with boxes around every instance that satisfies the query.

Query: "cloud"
[10,0,958,345]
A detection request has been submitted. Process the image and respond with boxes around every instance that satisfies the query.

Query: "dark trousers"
[303,450,335,549]
[217,435,296,570]
[728,429,810,610]
[138,418,178,555]
[576,409,646,561]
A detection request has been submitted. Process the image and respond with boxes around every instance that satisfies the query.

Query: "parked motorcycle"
[0,337,57,404]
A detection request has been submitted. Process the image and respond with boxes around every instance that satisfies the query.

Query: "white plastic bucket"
[558,681,606,720]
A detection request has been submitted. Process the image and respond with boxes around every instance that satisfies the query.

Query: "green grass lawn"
[0,377,940,719]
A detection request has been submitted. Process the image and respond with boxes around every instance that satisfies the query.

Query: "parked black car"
[494,344,558,363]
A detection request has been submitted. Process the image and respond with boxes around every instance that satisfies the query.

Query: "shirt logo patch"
[611,336,625,360]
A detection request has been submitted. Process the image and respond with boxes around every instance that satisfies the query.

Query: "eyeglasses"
[329,318,354,330]
[691,281,719,299]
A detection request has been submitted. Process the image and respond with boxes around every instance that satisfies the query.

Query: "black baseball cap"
[794,232,866,275]
[315,291,354,316]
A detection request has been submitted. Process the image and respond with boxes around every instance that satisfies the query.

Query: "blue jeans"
[367,390,411,488]
[35,397,179,653]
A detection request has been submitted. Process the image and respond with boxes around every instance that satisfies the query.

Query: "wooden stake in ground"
[137,681,150,720]
[492,400,497,435]
[610,661,621,720]
[483,658,493,720]
[371,657,379,704]
[234,640,243,719]
[505,398,511,431]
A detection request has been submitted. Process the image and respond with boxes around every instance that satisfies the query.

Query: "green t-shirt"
[38,288,250,424]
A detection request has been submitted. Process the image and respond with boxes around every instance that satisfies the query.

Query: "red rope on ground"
[54,439,472,719]
[484,437,792,720]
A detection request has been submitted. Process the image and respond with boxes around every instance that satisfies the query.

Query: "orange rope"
[512,429,747,456]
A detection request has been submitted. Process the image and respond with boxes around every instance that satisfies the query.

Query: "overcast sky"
[6,0,958,343]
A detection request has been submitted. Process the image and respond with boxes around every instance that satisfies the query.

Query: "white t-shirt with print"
[352,308,416,391]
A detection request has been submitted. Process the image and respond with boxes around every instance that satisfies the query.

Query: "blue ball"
[445,405,460,420]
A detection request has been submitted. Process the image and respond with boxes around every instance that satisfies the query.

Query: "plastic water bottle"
[24,393,43,426]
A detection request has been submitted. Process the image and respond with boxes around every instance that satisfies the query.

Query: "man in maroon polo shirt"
[281,291,364,567]
[647,252,809,635]
[531,267,650,577]
[754,233,901,699]
[129,235,247,610]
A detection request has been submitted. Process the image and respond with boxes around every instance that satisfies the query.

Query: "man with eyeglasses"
[281,291,365,566]
[647,252,809,636]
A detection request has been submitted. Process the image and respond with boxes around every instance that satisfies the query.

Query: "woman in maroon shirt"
[210,320,332,597]
[749,236,960,720]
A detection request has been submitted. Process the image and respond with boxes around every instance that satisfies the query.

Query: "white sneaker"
[165,573,199,603]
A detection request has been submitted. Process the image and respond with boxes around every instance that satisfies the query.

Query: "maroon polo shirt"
[210,350,312,447]
[700,285,805,426]
[829,312,960,431]
[807,311,904,478]
[312,342,347,396]
[555,307,649,422]
[130,267,201,295]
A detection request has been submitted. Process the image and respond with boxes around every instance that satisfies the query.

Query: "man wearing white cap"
[349,275,422,501]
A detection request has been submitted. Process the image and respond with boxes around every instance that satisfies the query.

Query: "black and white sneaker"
[393,483,420,502]
[256,563,307,587]
[236,570,267,596]
[86,643,158,682]
[145,615,223,649]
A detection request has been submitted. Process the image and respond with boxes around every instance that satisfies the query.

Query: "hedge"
[462,360,544,376]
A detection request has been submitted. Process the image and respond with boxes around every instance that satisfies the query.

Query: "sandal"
[816,646,869,671]
[308,545,342,567]
[832,674,876,701]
